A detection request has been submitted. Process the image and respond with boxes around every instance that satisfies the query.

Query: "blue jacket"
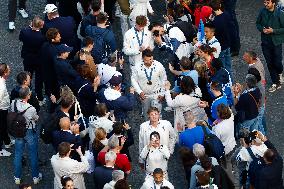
[43,16,78,49]
[19,27,46,66]
[80,14,97,37]
[97,88,135,121]
[209,95,228,125]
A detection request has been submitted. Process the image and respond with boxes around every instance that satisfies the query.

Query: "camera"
[153,30,160,37]
[239,128,258,145]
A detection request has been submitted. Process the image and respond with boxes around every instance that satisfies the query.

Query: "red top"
[97,151,131,173]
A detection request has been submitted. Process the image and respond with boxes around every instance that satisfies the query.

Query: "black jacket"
[93,166,114,189]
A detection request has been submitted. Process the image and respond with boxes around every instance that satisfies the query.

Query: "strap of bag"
[78,83,88,94]
[201,125,209,138]
[74,99,86,129]
[248,92,260,110]
[14,100,32,114]
[246,147,257,161]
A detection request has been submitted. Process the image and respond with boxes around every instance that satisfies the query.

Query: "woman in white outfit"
[139,131,170,180]
[129,0,154,27]
[164,76,207,132]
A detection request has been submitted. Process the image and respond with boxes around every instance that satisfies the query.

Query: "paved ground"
[0,0,283,189]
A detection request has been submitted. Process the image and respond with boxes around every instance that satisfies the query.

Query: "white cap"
[43,4,58,14]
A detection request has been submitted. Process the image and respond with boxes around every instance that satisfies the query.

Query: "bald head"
[59,117,71,130]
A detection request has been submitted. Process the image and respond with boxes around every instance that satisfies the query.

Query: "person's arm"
[120,94,136,111]
[164,90,181,108]
[159,145,170,160]
[131,69,143,94]
[189,165,202,189]
[69,147,89,173]
[167,122,177,154]
[106,31,117,52]
[256,9,264,32]
[122,154,131,174]
[272,11,284,34]
[124,128,134,147]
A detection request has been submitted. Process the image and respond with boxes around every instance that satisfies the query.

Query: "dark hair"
[148,22,162,31]
[19,183,32,189]
[248,67,261,83]
[136,15,147,26]
[61,176,73,188]
[142,49,153,58]
[153,168,163,175]
[179,147,197,167]
[180,76,196,95]
[174,4,185,18]
[210,81,222,91]
[0,63,8,77]
[211,58,223,71]
[196,171,210,186]
[114,179,129,189]
[204,22,215,32]
[61,95,74,109]
[147,107,159,114]
[46,28,60,41]
[150,131,160,140]
[210,0,222,11]
[264,149,277,163]
[199,155,212,171]
[96,12,108,24]
[112,122,124,135]
[16,71,30,85]
[94,103,108,117]
[199,44,215,55]
[91,0,101,12]
[58,142,71,157]
[161,187,171,189]
[180,57,194,70]
[19,87,31,99]
[245,74,257,88]
[217,103,231,119]
[245,50,258,60]
[82,36,94,47]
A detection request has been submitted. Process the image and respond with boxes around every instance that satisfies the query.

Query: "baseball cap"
[43,4,58,14]
[108,71,122,87]
[57,44,73,55]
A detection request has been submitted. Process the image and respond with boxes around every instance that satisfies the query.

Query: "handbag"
[74,99,88,137]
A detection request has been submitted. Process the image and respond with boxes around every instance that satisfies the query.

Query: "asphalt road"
[0,0,283,189]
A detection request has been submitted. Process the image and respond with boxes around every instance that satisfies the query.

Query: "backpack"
[201,126,225,161]
[168,18,197,43]
[247,147,264,187]
[7,100,32,138]
[40,111,60,144]
[87,26,111,63]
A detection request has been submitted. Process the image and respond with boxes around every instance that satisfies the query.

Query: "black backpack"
[40,111,60,144]
[201,126,225,161]
[247,147,264,187]
[7,100,32,138]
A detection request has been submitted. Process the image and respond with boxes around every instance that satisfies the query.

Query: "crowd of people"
[1,0,284,188]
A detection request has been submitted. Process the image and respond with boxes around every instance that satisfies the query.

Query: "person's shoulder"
[160,119,172,126]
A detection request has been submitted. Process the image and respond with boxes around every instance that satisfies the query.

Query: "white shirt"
[123,27,154,66]
[131,60,167,95]
[51,154,89,189]
[204,36,221,58]
[236,143,268,162]
[0,77,10,110]
[88,116,113,143]
[11,100,38,129]
[140,145,170,174]
[139,120,177,157]
[140,177,174,189]
[212,114,236,154]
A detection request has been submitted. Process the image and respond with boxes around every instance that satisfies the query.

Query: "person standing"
[140,168,174,189]
[11,87,42,185]
[19,16,45,103]
[51,142,89,189]
[123,16,154,68]
[0,63,13,156]
[8,0,29,31]
[256,0,284,92]
[131,49,167,117]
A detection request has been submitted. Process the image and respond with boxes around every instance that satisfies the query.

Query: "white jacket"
[51,154,89,189]
[0,77,10,110]
[129,0,154,19]
[123,27,154,66]
[141,176,174,189]
[103,180,116,189]
[89,116,113,143]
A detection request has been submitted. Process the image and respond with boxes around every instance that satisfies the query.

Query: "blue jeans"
[14,129,39,178]
[219,48,233,78]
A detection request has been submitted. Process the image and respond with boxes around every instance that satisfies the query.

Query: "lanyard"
[153,181,163,189]
[144,67,154,82]
[135,28,144,47]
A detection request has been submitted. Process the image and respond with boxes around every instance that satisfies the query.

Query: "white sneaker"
[8,22,15,31]
[14,177,21,185]
[279,74,284,84]
[18,9,29,18]
[0,149,11,157]
[33,173,42,184]
[268,84,281,93]
[5,139,15,148]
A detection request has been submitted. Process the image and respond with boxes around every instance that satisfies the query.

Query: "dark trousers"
[23,63,44,101]
[224,0,240,53]
[8,0,27,22]
[261,41,283,84]
[0,110,11,150]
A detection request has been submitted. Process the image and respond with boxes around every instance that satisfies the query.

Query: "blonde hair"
[93,127,107,150]
[194,61,208,79]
